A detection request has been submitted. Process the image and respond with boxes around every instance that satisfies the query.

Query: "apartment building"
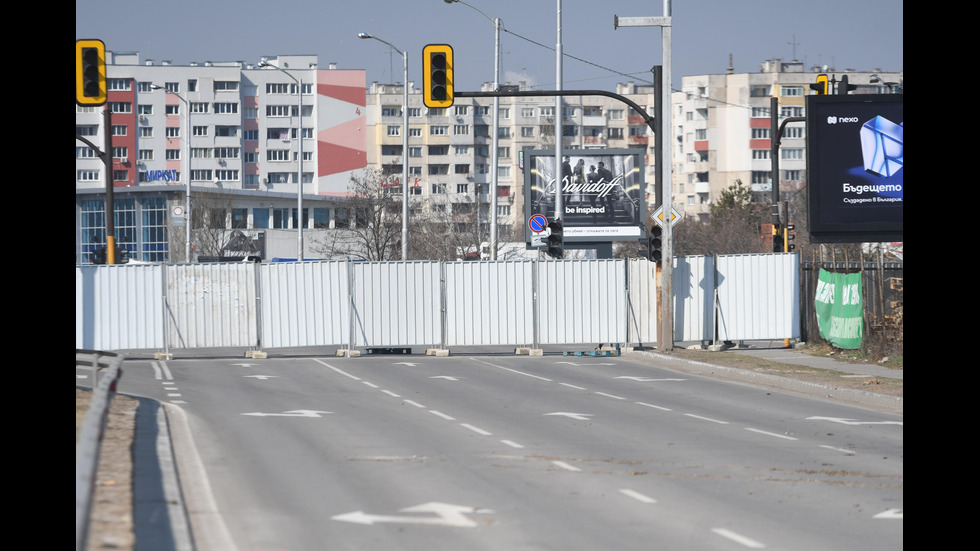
[74,52,366,263]
[76,51,901,263]
[672,58,903,219]
[363,80,660,243]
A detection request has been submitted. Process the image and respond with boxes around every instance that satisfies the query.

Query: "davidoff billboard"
[523,148,646,244]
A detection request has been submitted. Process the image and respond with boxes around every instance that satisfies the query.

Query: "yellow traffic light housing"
[76,39,107,106]
[423,44,453,108]
[810,73,828,95]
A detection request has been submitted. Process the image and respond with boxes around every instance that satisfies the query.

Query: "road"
[114,351,903,551]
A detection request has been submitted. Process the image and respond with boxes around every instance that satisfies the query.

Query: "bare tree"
[314,168,402,261]
[673,179,769,256]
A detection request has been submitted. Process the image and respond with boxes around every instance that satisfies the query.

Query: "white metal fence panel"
[673,256,715,342]
[716,253,800,341]
[75,264,166,350]
[349,261,442,347]
[537,260,627,345]
[259,261,350,348]
[166,263,259,349]
[626,258,658,345]
[444,261,535,346]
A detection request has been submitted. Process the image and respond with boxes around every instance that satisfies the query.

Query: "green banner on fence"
[814,269,863,349]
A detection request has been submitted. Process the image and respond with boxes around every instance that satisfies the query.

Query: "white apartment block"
[75,51,900,263]
[673,58,903,219]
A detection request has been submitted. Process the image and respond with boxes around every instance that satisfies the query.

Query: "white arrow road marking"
[332,502,493,527]
[711,528,765,548]
[241,410,332,417]
[545,412,593,421]
[393,362,418,367]
[556,362,616,366]
[807,416,903,426]
[873,508,903,519]
[430,376,461,381]
[231,363,260,368]
[243,375,278,380]
[616,376,686,382]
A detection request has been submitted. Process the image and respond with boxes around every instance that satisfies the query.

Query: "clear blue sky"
[76,0,903,91]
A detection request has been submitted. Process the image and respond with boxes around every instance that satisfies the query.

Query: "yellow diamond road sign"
[652,206,682,227]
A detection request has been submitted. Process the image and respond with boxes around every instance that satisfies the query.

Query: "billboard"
[805,94,903,243]
[523,148,646,244]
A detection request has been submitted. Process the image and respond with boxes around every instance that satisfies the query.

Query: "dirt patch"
[76,388,139,551]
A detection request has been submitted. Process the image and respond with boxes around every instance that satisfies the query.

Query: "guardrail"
[75,349,124,551]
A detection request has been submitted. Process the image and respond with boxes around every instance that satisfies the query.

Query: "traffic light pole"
[75,108,116,264]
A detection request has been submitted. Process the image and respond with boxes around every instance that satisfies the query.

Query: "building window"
[781,85,804,97]
[215,126,240,137]
[751,128,770,139]
[781,148,804,160]
[409,107,422,117]
[215,147,240,159]
[313,208,329,229]
[213,102,238,114]
[266,83,290,94]
[215,170,239,182]
[109,102,132,113]
[784,127,804,139]
[409,128,422,137]
[166,105,181,116]
[430,126,448,136]
[454,125,469,135]
[454,146,469,154]
[752,150,770,160]
[387,126,401,136]
[139,150,153,161]
[428,165,449,175]
[191,148,213,159]
[243,129,258,141]
[429,145,449,156]
[521,127,535,137]
[751,107,770,118]
[750,86,770,97]
[191,169,213,181]
[190,102,209,113]
[166,127,180,138]
[456,183,469,193]
[76,147,97,159]
[454,106,468,116]
[267,105,291,117]
[253,208,269,228]
[193,126,208,136]
[214,81,239,92]
[454,164,470,174]
[521,107,535,118]
[166,149,180,160]
[751,171,771,184]
[139,127,153,138]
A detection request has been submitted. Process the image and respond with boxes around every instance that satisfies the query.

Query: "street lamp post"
[444,0,501,259]
[259,60,305,261]
[358,32,409,261]
[151,84,191,262]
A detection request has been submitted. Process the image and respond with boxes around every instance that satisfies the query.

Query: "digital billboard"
[523,148,646,244]
[806,94,903,243]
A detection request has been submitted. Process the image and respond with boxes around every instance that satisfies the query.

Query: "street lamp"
[444,0,502,259]
[358,32,410,261]
[258,59,306,261]
[151,84,192,262]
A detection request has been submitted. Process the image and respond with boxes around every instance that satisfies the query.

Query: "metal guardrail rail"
[75,349,124,551]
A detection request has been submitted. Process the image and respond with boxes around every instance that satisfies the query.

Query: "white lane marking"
[616,376,686,382]
[362,381,379,389]
[430,410,455,421]
[241,410,332,417]
[544,412,593,421]
[711,528,766,548]
[552,461,581,472]
[332,502,493,527]
[381,390,400,398]
[744,428,798,441]
[636,402,671,411]
[619,489,657,504]
[560,383,587,390]
[595,392,626,400]
[471,359,553,382]
[873,508,903,519]
[501,440,524,449]
[818,444,855,455]
[684,413,728,424]
[402,399,426,408]
[807,416,903,426]
[313,359,361,380]
[430,376,461,381]
[460,423,492,436]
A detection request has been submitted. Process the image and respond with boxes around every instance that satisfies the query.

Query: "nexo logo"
[826,116,860,124]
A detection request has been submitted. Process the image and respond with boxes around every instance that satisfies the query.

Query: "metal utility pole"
[613,0,674,351]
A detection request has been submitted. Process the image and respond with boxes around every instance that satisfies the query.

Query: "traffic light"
[785,223,796,252]
[76,39,107,106]
[648,224,663,263]
[546,218,564,258]
[423,44,454,108]
[809,73,828,95]
[837,75,857,95]
[772,222,783,252]
[91,246,108,265]
[90,246,130,265]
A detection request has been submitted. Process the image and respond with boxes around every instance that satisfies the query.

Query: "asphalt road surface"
[90,349,902,551]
